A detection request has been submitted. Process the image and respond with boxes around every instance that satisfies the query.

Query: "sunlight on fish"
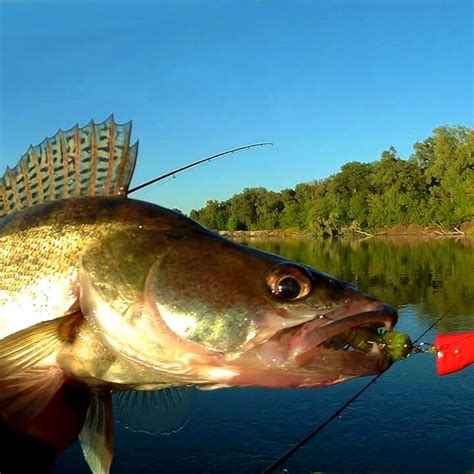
[0,116,412,474]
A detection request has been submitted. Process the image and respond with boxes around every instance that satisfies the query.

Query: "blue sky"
[0,0,472,214]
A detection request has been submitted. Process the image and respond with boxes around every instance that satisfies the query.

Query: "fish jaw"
[213,300,398,388]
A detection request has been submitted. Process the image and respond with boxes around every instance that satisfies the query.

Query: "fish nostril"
[382,303,397,317]
[382,303,398,326]
[361,299,385,313]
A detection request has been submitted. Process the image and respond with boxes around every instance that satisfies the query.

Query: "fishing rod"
[261,306,455,474]
[128,142,273,194]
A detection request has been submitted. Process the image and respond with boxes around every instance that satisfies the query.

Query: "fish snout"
[381,303,398,326]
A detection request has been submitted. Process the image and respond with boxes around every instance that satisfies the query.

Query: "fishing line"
[261,305,454,474]
[128,142,273,194]
[412,305,454,345]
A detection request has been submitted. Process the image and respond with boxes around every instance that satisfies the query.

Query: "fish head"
[80,203,399,389]
[144,232,398,388]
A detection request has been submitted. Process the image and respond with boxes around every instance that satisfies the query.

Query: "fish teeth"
[369,340,382,355]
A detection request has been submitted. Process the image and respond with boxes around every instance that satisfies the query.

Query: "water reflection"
[247,236,474,334]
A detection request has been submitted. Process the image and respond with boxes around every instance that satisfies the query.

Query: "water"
[52,236,472,472]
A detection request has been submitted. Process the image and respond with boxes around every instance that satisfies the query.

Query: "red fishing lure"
[435,332,474,376]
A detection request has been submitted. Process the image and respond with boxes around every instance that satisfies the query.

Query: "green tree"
[190,126,473,234]
[279,188,302,228]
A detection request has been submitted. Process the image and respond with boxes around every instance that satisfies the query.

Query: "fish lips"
[228,301,398,388]
[288,301,397,361]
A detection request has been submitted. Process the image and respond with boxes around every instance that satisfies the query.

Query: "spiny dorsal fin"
[0,114,138,218]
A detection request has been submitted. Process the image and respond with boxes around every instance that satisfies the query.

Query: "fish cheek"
[78,230,175,361]
[145,249,263,355]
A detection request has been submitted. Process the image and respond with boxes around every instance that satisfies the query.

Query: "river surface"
[56,236,474,473]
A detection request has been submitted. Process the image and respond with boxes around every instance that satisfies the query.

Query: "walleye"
[0,117,408,473]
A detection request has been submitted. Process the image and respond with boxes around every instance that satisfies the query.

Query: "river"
[56,236,474,473]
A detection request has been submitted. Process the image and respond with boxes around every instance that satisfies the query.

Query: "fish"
[0,116,403,473]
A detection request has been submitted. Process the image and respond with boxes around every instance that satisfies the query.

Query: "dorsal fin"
[0,114,138,217]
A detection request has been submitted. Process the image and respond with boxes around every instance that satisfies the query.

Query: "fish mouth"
[228,301,398,388]
[287,301,397,365]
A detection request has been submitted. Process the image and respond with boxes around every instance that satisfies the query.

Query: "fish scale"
[0,210,113,338]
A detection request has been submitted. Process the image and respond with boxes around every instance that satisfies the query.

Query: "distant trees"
[190,126,474,234]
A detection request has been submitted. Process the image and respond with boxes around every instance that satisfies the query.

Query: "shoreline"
[217,227,472,240]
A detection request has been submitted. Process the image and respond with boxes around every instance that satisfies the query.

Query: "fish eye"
[276,277,302,299]
[266,263,312,301]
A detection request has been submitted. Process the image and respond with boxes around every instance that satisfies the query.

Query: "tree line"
[189,126,474,235]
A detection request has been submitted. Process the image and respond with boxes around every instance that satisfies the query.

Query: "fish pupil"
[277,277,302,300]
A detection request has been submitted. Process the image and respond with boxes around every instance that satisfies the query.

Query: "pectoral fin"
[0,367,89,451]
[80,391,114,474]
[0,366,64,429]
[0,312,87,451]
[0,312,81,379]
